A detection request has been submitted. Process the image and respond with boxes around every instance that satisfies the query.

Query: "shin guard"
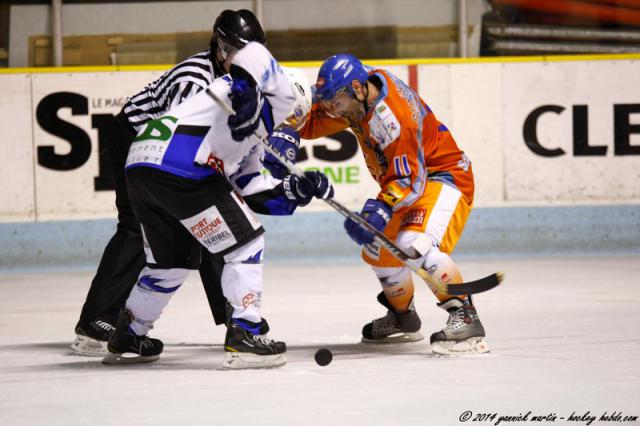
[125,267,189,335]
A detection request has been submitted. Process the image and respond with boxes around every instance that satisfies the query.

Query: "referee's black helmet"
[213,9,267,48]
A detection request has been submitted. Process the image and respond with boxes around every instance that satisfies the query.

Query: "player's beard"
[343,101,366,126]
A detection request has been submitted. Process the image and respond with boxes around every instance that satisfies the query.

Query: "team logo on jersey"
[206,154,225,175]
[370,101,400,150]
[401,209,426,227]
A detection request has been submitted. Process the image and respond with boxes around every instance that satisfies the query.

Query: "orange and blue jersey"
[301,69,474,209]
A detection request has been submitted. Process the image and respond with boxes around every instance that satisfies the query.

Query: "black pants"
[77,111,229,327]
[126,167,264,267]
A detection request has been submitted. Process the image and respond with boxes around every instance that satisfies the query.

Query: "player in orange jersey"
[301,54,489,355]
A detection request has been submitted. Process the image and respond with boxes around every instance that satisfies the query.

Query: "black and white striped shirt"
[123,50,224,133]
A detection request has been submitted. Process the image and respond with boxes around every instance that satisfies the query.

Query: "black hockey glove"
[282,171,334,206]
[263,127,300,179]
[227,65,263,141]
[344,198,392,245]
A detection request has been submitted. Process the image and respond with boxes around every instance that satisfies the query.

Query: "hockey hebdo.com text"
[458,410,638,425]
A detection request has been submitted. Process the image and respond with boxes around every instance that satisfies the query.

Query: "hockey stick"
[207,89,503,296]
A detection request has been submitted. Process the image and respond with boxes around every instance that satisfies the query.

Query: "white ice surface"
[1,257,639,426]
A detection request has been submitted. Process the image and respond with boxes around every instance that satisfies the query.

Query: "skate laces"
[139,337,154,349]
[445,307,466,330]
[253,333,275,346]
[373,311,399,333]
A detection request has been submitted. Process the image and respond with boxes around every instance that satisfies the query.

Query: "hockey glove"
[263,127,300,179]
[344,198,392,245]
[227,67,263,141]
[282,171,335,206]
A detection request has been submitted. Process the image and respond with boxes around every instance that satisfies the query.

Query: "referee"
[71,9,267,356]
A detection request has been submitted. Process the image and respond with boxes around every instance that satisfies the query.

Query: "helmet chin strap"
[359,81,371,114]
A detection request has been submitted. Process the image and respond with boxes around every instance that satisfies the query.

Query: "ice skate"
[224,302,271,335]
[70,319,115,357]
[430,298,490,355]
[361,292,424,344]
[222,318,287,369]
[102,310,163,365]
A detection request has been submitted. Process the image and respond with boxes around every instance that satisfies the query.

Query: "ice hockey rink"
[1,256,639,426]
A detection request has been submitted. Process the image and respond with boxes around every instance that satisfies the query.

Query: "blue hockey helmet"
[314,54,369,102]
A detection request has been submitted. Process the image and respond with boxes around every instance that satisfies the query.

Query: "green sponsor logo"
[304,165,360,184]
[134,115,178,142]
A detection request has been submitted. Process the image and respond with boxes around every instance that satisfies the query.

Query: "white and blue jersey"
[125,42,298,216]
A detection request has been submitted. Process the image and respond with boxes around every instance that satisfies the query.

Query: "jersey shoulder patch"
[369,100,401,150]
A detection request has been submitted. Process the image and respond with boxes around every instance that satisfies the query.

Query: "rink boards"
[1,55,639,222]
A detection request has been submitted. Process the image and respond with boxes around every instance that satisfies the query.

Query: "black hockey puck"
[314,348,332,366]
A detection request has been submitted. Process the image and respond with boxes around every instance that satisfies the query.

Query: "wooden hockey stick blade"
[445,272,505,296]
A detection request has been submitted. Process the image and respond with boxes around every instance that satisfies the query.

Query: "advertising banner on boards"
[1,57,638,223]
[3,67,377,221]
[503,60,640,203]
[31,71,159,220]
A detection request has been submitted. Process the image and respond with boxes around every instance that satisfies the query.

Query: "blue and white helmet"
[282,67,312,130]
[314,53,369,102]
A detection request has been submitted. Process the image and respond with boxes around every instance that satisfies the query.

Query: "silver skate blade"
[221,352,287,370]
[70,335,108,357]
[361,331,424,344]
[431,337,491,356]
[102,352,160,365]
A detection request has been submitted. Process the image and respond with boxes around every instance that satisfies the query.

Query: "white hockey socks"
[221,236,265,324]
[125,267,189,336]
[372,265,415,312]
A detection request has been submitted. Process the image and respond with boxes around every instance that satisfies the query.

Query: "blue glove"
[344,198,392,245]
[263,127,300,179]
[283,171,335,206]
[227,78,262,141]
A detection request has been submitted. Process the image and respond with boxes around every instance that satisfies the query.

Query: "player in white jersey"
[72,10,270,357]
[102,43,333,369]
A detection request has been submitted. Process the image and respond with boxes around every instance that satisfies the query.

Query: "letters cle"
[523,104,640,157]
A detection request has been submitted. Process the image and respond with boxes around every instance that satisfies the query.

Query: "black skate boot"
[222,318,286,369]
[430,297,489,355]
[361,292,424,344]
[224,302,271,335]
[70,319,116,357]
[102,310,164,365]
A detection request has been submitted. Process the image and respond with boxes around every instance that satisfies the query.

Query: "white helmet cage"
[281,67,312,131]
